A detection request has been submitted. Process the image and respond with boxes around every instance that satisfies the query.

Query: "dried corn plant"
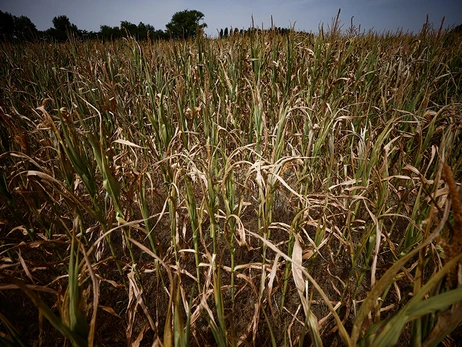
[0,16,461,347]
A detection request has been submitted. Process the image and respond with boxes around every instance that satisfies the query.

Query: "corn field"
[0,19,461,347]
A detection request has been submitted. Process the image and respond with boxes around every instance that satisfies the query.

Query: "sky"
[1,0,461,37]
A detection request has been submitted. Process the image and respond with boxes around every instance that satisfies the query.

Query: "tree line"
[6,8,456,43]
[218,26,292,38]
[0,8,301,43]
[0,9,207,42]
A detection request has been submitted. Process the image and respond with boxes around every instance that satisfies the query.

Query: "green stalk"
[184,174,201,291]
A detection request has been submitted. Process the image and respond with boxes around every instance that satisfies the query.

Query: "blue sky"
[1,0,461,36]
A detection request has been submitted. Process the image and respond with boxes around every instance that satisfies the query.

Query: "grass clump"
[0,18,461,346]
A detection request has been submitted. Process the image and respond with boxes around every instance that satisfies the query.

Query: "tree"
[451,24,462,35]
[166,10,207,39]
[0,11,38,41]
[120,21,137,35]
[46,15,80,41]
[138,22,155,40]
[119,21,153,40]
[0,11,15,40]
[151,29,168,40]
[15,15,38,41]
[53,15,78,33]
[99,25,121,40]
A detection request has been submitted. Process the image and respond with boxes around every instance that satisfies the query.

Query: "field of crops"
[1,20,461,346]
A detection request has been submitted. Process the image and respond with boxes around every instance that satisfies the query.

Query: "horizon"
[1,0,461,37]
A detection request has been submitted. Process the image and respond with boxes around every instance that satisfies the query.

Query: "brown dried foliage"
[442,163,462,288]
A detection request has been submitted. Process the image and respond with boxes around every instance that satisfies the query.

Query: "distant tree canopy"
[43,15,80,41]
[53,15,78,33]
[0,9,199,42]
[1,8,461,43]
[99,24,120,39]
[99,21,166,41]
[451,24,462,34]
[0,9,208,42]
[166,10,207,39]
[15,15,38,40]
[218,25,292,38]
[0,10,38,41]
[0,8,305,42]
